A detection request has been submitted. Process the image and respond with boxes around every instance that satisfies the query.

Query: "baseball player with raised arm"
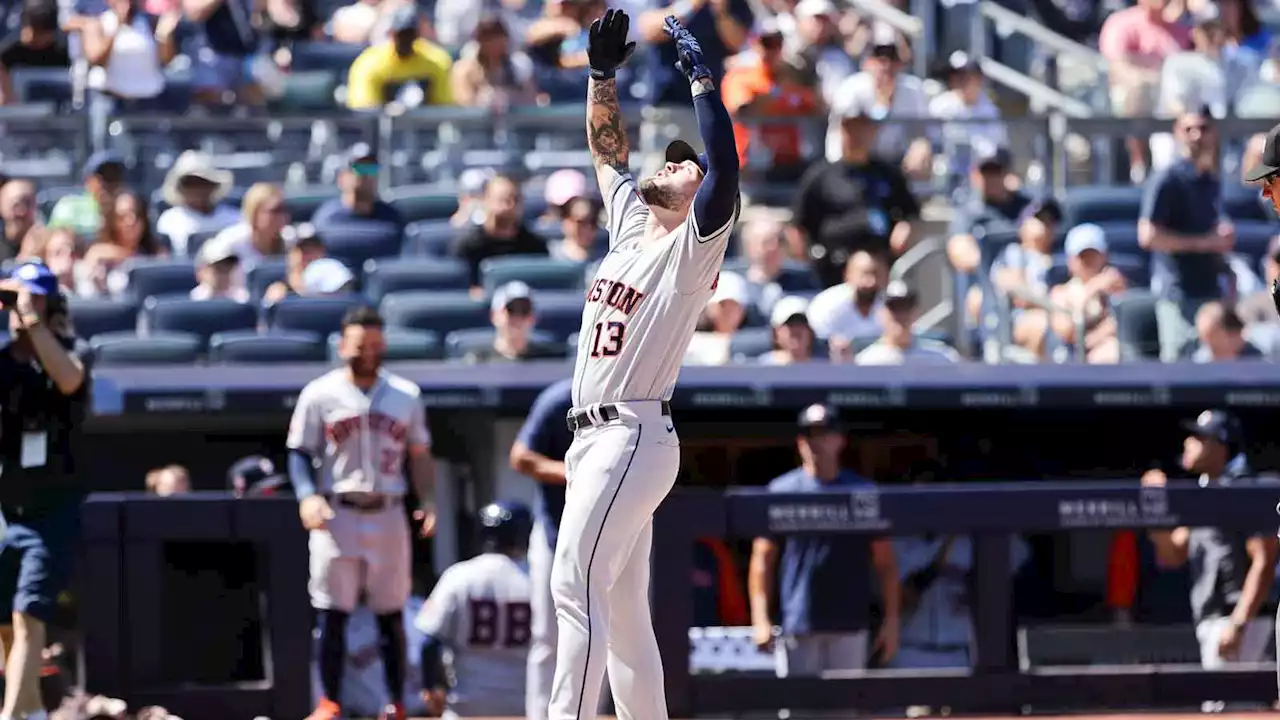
[416,502,534,718]
[287,306,438,720]
[548,9,740,720]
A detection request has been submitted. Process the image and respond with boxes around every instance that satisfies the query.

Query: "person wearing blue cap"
[0,260,89,720]
[46,151,126,236]
[345,6,452,110]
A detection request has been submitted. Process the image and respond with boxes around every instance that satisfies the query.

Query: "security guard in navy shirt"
[748,404,901,677]
[510,378,573,720]
[0,260,90,720]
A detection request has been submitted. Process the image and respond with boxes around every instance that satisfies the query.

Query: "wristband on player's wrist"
[590,66,617,80]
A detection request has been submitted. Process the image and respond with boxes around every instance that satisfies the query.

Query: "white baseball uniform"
[415,553,533,717]
[549,167,737,720]
[287,367,430,614]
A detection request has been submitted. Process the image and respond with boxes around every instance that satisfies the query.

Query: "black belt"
[327,494,397,512]
[566,401,671,432]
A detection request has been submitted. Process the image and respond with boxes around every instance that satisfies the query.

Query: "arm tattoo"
[587,78,629,174]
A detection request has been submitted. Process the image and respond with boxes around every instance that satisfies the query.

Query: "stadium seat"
[282,188,339,220]
[1112,291,1162,361]
[1062,185,1145,226]
[142,297,258,343]
[326,327,444,361]
[68,297,140,339]
[185,229,222,258]
[1089,222,1141,254]
[11,68,73,108]
[720,259,821,292]
[1224,183,1275,223]
[209,330,327,364]
[89,331,203,366]
[531,291,586,342]
[380,291,490,336]
[271,71,339,112]
[384,187,459,223]
[729,327,773,360]
[125,258,198,300]
[481,256,586,292]
[265,295,365,336]
[247,258,289,301]
[442,328,561,359]
[1233,219,1276,261]
[403,221,457,257]
[289,41,365,72]
[363,257,470,301]
[323,222,405,269]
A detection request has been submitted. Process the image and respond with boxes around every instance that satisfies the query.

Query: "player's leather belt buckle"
[566,401,671,432]
[332,493,390,512]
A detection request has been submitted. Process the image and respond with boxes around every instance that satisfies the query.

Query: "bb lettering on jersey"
[585,277,646,315]
[326,412,407,445]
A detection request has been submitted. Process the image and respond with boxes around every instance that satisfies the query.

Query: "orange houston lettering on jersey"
[585,277,646,315]
[325,412,407,445]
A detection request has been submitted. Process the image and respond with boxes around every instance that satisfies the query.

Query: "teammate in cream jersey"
[547,10,741,720]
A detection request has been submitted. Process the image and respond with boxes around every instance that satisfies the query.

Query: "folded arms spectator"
[346,6,453,110]
[0,0,70,105]
[450,173,548,292]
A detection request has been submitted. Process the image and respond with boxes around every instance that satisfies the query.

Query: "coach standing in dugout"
[0,261,90,720]
[749,404,900,676]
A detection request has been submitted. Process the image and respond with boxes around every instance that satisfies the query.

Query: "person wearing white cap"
[463,281,559,363]
[685,271,748,366]
[790,0,855,106]
[155,151,241,258]
[759,295,816,365]
[301,258,357,297]
[1047,223,1127,364]
[451,168,495,228]
[190,240,250,303]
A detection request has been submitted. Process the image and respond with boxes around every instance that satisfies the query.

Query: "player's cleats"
[378,702,406,720]
[305,697,342,720]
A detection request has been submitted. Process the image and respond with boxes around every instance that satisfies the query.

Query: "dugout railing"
[651,482,1280,717]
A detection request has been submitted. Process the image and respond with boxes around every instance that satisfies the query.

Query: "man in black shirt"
[450,173,548,293]
[0,0,69,105]
[0,260,89,720]
[788,97,919,288]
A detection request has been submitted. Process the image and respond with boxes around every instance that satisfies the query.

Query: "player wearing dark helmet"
[415,501,534,718]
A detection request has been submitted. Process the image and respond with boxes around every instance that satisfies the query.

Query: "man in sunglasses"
[462,280,562,363]
[310,143,405,233]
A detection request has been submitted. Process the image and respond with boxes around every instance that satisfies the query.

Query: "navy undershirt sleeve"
[288,450,318,499]
[691,86,740,235]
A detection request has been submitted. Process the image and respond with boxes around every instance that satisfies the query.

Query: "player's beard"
[638,177,680,210]
[348,356,382,380]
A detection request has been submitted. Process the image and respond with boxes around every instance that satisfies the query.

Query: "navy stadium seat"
[89,331,203,365]
[442,328,561,359]
[380,291,489,336]
[248,258,289,301]
[363,258,470,301]
[481,256,585,292]
[265,295,366,336]
[1113,290,1162,361]
[125,258,197,300]
[1088,222,1141,254]
[209,330,327,363]
[720,259,821,292]
[289,41,365,72]
[729,327,773,360]
[185,229,222,258]
[403,221,457,257]
[282,188,339,220]
[1062,185,1145,226]
[531,291,586,342]
[323,222,405,269]
[68,297,140,339]
[142,297,258,343]
[1224,183,1275,223]
[384,188,459,223]
[326,327,444,361]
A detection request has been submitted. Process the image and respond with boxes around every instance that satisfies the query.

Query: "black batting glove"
[587,8,636,81]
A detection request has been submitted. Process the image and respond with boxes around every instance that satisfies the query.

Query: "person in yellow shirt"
[346,6,454,110]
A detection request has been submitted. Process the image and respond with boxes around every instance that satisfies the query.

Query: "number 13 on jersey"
[588,321,626,358]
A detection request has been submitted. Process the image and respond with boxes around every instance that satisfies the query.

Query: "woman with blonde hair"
[208,182,292,272]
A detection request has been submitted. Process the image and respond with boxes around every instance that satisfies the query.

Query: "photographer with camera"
[0,260,90,720]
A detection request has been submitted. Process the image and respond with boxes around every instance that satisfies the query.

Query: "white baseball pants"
[527,520,558,720]
[548,401,681,720]
[308,498,411,613]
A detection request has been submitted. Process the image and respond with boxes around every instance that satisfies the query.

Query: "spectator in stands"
[1190,301,1264,361]
[1236,235,1280,326]
[788,0,853,108]
[1143,410,1277,678]
[451,168,494,228]
[328,0,393,45]
[155,151,240,257]
[144,464,190,496]
[208,182,290,272]
[686,271,748,366]
[255,0,313,49]
[853,280,959,365]
[1139,109,1234,315]
[1099,0,1191,182]
[77,189,163,297]
[436,0,542,50]
[523,0,586,78]
[263,223,326,303]
[790,94,918,287]
[548,196,603,263]
[18,227,77,292]
[0,0,70,105]
[749,403,900,677]
[300,257,357,297]
[0,179,37,263]
[806,249,887,343]
[346,6,453,110]
[1047,223,1127,364]
[190,241,248,302]
[721,19,818,180]
[449,15,539,110]
[79,0,179,120]
[451,173,547,292]
[988,198,1062,360]
[182,0,262,107]
[825,23,931,179]
[929,52,1008,187]
[1216,0,1271,56]
[47,151,125,237]
[759,295,817,365]
[550,0,605,73]
[945,147,1031,282]
[463,280,560,363]
[541,168,588,224]
[738,216,791,318]
[638,0,753,105]
[311,143,405,231]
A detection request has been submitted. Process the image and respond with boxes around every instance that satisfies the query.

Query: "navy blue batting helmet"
[478,501,533,554]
